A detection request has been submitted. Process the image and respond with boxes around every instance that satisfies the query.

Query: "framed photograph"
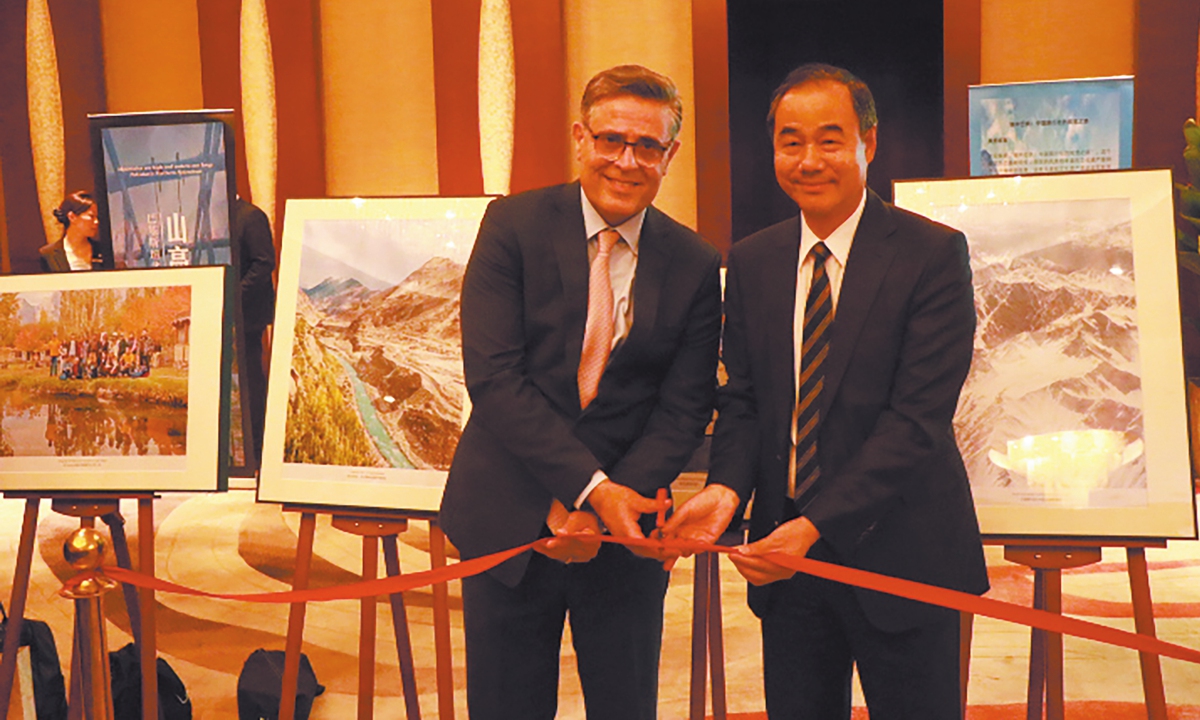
[258,196,492,512]
[89,110,237,269]
[894,169,1196,539]
[0,266,233,492]
[968,76,1134,177]
[89,109,257,476]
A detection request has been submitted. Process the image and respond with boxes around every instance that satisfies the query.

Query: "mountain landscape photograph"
[920,197,1146,509]
[283,216,476,472]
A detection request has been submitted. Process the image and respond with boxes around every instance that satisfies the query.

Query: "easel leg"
[1127,547,1168,720]
[0,499,39,718]
[1044,568,1064,720]
[136,498,157,720]
[707,552,727,720]
[381,537,421,720]
[280,512,316,720]
[960,611,974,716]
[359,537,378,720]
[428,523,455,720]
[99,512,142,646]
[1027,569,1045,720]
[689,552,710,720]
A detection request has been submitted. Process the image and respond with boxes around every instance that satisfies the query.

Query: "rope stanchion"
[68,534,1200,665]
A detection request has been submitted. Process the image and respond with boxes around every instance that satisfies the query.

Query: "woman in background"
[39,191,111,271]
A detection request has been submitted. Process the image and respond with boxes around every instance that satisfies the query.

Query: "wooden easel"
[963,537,1168,720]
[0,492,159,720]
[277,505,455,720]
[688,529,743,720]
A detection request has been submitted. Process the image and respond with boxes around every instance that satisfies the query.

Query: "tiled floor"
[4,491,1200,718]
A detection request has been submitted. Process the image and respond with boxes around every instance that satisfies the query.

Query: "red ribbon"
[69,534,1200,665]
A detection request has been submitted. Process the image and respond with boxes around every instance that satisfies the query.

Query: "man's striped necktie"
[791,241,833,505]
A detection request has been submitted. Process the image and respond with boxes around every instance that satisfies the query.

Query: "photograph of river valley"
[0,286,190,458]
[283,215,477,473]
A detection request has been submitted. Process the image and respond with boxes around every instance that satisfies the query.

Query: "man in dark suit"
[664,64,988,719]
[439,65,722,720]
[233,196,276,464]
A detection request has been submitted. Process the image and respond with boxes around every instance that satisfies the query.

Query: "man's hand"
[536,499,602,564]
[658,484,741,570]
[729,516,821,586]
[586,480,668,559]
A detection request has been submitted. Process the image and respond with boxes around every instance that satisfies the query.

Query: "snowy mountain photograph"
[919,197,1147,509]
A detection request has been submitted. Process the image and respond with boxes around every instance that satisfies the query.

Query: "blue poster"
[968,76,1133,177]
[99,121,232,268]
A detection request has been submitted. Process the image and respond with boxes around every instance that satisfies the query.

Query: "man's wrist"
[705,483,741,505]
[575,470,608,509]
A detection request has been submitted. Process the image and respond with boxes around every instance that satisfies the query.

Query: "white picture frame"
[894,169,1196,539]
[258,196,492,512]
[0,266,233,492]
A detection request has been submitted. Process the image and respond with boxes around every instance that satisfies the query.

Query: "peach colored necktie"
[578,228,620,408]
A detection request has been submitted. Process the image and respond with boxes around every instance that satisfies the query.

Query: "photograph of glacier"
[926,197,1147,509]
[282,215,475,472]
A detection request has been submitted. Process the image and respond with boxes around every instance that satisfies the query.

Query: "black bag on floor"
[237,649,325,720]
[109,642,191,720]
[0,601,67,720]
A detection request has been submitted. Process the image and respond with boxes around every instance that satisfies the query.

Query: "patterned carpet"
[4,491,1200,718]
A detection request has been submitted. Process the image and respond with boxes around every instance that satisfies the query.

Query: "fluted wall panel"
[198,0,251,202]
[98,0,203,113]
[322,0,439,197]
[241,0,278,230]
[981,0,1134,83]
[478,0,515,196]
[26,0,65,245]
[265,0,324,240]
[509,0,569,193]
[563,0,698,229]
[432,0,483,196]
[0,3,41,274]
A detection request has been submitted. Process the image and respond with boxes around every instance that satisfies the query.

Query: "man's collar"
[800,190,867,266]
[580,187,644,253]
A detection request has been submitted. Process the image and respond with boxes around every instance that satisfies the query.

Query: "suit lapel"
[761,219,802,442]
[620,206,673,356]
[822,191,900,413]
[550,183,590,388]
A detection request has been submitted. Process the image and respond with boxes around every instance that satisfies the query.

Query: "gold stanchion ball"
[63,527,107,571]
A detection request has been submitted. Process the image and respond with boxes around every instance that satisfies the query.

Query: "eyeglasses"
[586,126,671,166]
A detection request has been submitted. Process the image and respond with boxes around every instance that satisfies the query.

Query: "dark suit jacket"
[38,240,71,272]
[233,198,277,331]
[38,238,111,273]
[440,182,723,587]
[709,190,989,632]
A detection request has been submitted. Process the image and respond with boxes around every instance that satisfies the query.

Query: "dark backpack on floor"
[0,602,67,720]
[109,642,191,720]
[237,649,325,720]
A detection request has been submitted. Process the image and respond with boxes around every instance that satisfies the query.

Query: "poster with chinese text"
[969,77,1133,177]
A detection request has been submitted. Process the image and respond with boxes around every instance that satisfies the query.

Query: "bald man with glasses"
[440,64,722,720]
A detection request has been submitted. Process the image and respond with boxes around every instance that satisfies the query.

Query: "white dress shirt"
[575,189,647,508]
[580,188,642,349]
[791,191,867,446]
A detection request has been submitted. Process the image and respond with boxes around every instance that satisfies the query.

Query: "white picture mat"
[894,169,1195,538]
[0,266,228,491]
[258,196,492,512]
